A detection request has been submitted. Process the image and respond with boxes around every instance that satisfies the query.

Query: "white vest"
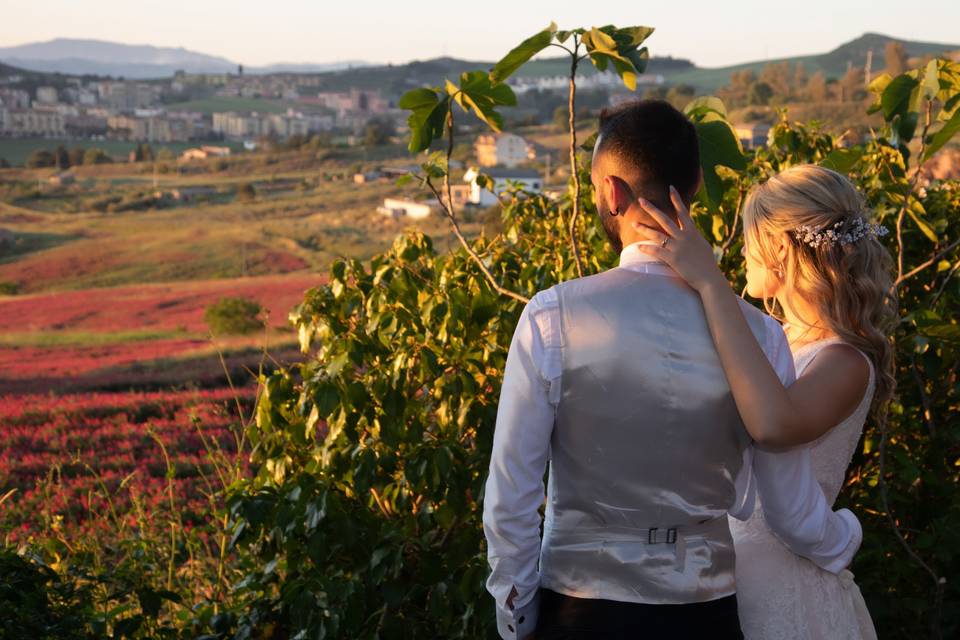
[540,268,768,604]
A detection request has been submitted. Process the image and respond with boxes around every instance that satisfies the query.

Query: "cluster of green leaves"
[867,58,960,161]
[204,297,265,336]
[224,31,960,640]
[0,547,100,640]
[399,22,653,154]
[0,546,187,640]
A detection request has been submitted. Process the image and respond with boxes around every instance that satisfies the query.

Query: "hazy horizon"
[2,1,959,70]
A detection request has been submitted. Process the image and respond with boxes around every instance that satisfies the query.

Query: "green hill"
[310,32,959,96]
[662,32,960,92]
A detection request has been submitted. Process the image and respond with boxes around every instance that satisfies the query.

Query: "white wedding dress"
[730,337,879,640]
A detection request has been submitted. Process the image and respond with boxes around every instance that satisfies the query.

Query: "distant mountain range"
[0,38,369,78]
[661,32,960,92]
[0,33,957,92]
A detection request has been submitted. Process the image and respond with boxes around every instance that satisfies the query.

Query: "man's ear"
[602,175,630,215]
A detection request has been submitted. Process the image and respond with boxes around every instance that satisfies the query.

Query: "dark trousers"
[532,589,744,640]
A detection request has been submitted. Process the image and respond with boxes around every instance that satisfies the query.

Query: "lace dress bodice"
[730,338,878,640]
[795,338,875,505]
[743,338,874,523]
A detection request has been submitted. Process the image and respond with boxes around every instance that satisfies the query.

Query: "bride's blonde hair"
[742,164,897,413]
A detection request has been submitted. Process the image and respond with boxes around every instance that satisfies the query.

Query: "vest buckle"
[646,527,678,544]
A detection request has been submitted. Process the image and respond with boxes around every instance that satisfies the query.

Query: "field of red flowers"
[0,272,320,334]
[0,273,319,392]
[0,387,255,543]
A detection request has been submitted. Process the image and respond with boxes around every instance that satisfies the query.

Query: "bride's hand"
[633,185,728,293]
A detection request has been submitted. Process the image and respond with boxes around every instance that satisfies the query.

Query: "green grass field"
[0,328,188,347]
[0,137,245,167]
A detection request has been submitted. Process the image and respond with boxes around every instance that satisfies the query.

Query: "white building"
[212,110,325,140]
[734,123,772,149]
[179,145,232,162]
[97,81,158,111]
[35,86,59,105]
[0,88,31,109]
[463,167,543,207]
[1,109,66,136]
[508,71,664,95]
[475,132,535,168]
[377,198,437,220]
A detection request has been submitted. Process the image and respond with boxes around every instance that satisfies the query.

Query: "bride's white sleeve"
[752,445,862,574]
[736,312,862,574]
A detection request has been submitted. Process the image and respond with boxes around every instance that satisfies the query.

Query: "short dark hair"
[595,99,700,205]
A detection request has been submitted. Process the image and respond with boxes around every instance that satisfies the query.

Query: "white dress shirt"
[482,242,863,639]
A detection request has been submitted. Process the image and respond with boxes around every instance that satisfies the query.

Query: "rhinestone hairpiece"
[794,217,889,249]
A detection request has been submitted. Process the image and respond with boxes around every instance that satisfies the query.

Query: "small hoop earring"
[613,206,621,216]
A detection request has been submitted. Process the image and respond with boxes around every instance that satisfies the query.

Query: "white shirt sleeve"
[742,315,863,574]
[483,289,559,639]
[728,305,797,521]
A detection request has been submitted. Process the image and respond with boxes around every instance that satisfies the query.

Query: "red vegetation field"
[0,273,320,392]
[0,388,254,542]
[0,236,311,294]
[0,272,321,334]
[0,339,204,379]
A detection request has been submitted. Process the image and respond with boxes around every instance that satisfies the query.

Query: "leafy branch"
[399,22,652,288]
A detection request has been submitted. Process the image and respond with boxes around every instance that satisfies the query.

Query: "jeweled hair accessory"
[794,217,889,249]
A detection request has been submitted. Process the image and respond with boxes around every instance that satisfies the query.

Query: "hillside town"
[0,62,659,148]
[0,68,400,143]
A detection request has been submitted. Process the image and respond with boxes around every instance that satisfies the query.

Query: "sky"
[1,0,959,69]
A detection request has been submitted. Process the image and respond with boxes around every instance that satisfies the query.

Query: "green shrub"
[0,281,20,295]
[83,148,112,165]
[235,183,256,202]
[26,150,56,169]
[204,296,264,335]
[0,547,99,640]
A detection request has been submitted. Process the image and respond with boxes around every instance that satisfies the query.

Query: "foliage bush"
[26,149,56,169]
[226,25,960,640]
[204,297,264,336]
[235,183,256,202]
[83,148,112,165]
[0,547,100,640]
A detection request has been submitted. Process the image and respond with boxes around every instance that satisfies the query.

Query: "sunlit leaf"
[489,22,557,84]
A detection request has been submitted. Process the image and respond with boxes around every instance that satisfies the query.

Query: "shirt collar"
[619,241,668,268]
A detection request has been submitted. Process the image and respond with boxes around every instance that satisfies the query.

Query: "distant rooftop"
[481,167,540,179]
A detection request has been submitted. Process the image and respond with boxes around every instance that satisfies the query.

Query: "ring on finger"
[660,236,669,248]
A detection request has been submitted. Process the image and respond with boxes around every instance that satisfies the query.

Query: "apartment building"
[474,133,536,168]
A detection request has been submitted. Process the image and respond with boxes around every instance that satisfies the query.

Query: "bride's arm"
[634,187,869,448]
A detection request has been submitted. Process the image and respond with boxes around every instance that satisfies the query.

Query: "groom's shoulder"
[547,268,632,298]
[524,271,620,320]
[734,298,788,348]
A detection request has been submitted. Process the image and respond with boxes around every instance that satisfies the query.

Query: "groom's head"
[591,99,702,253]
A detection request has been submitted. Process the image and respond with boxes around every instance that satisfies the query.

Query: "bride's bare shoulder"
[801,342,871,395]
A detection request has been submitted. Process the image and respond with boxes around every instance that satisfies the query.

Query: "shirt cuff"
[495,589,540,640]
[818,508,863,575]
